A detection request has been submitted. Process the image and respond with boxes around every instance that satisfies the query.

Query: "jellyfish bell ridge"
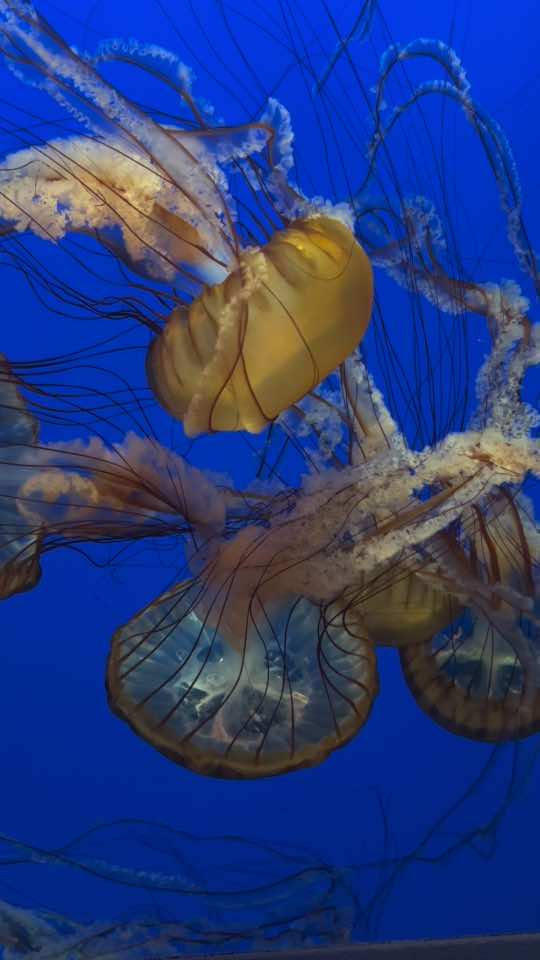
[146,214,374,436]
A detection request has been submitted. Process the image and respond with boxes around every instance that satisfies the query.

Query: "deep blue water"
[0,0,539,953]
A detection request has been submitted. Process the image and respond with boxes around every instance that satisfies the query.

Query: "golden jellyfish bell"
[344,568,461,649]
[146,216,373,435]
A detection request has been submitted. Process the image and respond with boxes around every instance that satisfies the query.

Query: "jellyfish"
[0,0,537,780]
[0,0,373,436]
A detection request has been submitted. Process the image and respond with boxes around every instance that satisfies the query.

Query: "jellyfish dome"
[147,215,373,434]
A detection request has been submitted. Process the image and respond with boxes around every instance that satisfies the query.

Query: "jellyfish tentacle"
[360,37,538,291]
[0,126,270,285]
[0,356,42,596]
[0,0,242,269]
[0,357,227,598]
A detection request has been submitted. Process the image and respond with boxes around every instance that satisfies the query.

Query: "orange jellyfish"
[147,215,373,435]
[0,2,373,438]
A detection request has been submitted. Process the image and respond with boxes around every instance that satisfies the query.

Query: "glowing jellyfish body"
[147,216,373,434]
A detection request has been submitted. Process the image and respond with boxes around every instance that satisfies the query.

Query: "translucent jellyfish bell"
[400,494,540,741]
[343,568,462,648]
[146,215,373,435]
[107,580,378,778]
